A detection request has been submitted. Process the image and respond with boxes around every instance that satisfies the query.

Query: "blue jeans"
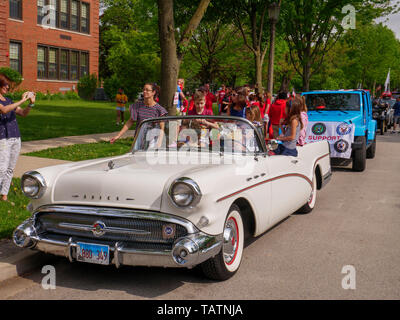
[274,144,298,157]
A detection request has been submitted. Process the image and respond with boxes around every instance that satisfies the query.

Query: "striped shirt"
[129,101,168,125]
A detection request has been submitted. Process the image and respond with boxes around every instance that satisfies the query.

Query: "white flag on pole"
[384,68,391,92]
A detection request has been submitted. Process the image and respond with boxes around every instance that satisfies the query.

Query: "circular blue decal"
[336,123,352,136]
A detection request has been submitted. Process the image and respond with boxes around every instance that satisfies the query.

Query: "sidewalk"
[14,130,135,178]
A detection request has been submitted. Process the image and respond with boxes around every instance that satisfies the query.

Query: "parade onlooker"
[174,80,186,114]
[268,92,287,138]
[392,97,400,133]
[274,98,303,157]
[217,84,226,115]
[115,88,128,125]
[0,74,35,201]
[110,83,167,144]
[221,87,231,115]
[227,87,247,118]
[204,84,216,113]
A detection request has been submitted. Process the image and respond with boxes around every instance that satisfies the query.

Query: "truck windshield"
[304,93,361,111]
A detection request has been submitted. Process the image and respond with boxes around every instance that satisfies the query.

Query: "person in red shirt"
[217,84,226,114]
[268,92,287,139]
[204,84,216,113]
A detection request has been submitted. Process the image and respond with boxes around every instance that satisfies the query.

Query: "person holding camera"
[0,74,36,201]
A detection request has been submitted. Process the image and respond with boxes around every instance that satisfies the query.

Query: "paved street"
[1,133,399,300]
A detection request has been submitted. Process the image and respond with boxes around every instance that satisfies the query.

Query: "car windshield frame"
[304,93,361,111]
[131,115,267,155]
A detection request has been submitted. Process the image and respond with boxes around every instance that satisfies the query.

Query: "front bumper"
[13,206,223,269]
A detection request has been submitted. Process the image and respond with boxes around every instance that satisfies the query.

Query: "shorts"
[394,115,400,124]
[116,106,126,112]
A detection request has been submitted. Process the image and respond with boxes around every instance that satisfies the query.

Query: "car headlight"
[169,178,202,208]
[21,171,47,199]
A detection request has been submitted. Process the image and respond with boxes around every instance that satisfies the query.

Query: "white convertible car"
[14,116,331,280]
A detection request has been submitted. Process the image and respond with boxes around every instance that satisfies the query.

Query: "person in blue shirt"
[393,97,400,133]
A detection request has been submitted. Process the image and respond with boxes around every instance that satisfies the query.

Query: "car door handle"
[291,160,299,164]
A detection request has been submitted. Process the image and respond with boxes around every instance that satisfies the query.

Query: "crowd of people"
[112,81,309,157]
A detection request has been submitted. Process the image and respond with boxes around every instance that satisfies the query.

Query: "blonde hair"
[194,90,206,102]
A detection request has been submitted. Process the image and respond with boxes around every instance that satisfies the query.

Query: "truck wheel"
[352,136,366,172]
[366,135,376,159]
[297,170,317,214]
[201,204,244,281]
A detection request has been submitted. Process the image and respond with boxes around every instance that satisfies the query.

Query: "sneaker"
[121,121,124,125]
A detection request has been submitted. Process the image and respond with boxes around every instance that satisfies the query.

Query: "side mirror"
[267,139,279,151]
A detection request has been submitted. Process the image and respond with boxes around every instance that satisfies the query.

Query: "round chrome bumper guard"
[13,219,37,249]
[172,238,199,267]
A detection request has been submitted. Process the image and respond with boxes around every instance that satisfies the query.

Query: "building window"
[70,1,79,31]
[60,0,69,29]
[9,42,22,74]
[37,0,89,34]
[70,51,78,80]
[48,48,58,79]
[80,52,88,77]
[37,46,47,79]
[9,0,22,20]
[37,0,45,24]
[80,3,89,33]
[37,45,88,81]
[60,50,69,80]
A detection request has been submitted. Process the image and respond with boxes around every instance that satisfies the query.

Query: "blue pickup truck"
[301,90,377,172]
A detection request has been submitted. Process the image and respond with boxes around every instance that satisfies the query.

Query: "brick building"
[0,0,99,93]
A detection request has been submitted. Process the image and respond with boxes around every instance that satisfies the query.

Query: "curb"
[0,249,55,283]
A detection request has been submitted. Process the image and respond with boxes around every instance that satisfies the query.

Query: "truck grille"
[35,211,188,249]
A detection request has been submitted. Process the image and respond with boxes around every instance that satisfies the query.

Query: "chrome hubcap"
[223,218,238,265]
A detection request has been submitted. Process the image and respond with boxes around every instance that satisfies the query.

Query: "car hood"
[308,111,362,124]
[51,152,224,211]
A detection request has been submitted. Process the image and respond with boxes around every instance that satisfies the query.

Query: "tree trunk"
[158,0,179,115]
[302,62,311,92]
[158,0,210,115]
[254,51,263,93]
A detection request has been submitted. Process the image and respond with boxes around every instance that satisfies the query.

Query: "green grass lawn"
[17,100,134,142]
[25,137,134,161]
[0,179,31,239]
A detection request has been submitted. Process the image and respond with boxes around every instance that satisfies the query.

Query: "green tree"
[281,0,397,91]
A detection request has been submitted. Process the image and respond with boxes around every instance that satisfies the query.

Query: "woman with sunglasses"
[0,74,35,201]
[110,83,168,144]
[227,87,247,118]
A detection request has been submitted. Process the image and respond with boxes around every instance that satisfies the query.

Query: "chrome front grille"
[35,210,189,248]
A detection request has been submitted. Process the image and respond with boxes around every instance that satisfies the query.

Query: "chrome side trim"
[33,205,199,234]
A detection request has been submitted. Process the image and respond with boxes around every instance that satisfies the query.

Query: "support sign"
[306,122,355,159]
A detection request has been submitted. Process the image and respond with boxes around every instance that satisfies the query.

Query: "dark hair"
[231,87,247,109]
[0,74,10,88]
[144,82,160,99]
[278,92,288,100]
[284,98,303,130]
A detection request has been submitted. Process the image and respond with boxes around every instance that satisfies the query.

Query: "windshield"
[304,93,361,111]
[133,117,263,155]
